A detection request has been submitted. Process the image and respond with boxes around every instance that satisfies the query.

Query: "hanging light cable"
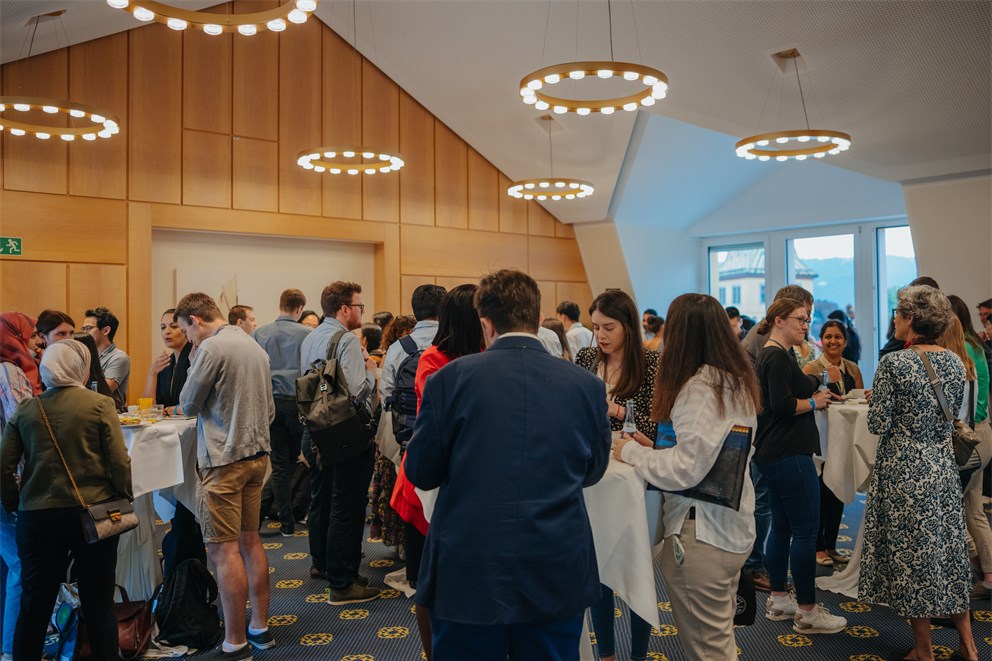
[508,116,593,201]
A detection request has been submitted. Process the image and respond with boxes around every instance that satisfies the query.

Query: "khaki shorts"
[197,454,269,543]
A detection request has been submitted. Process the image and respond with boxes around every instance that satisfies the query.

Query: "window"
[787,234,855,340]
[760,284,766,304]
[707,244,766,320]
[876,226,917,354]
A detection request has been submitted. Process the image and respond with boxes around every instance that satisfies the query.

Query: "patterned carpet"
[51,495,992,660]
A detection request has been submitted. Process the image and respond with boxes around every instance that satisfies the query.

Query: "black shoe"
[214,645,252,660]
[246,628,275,650]
[310,566,327,580]
[279,524,294,537]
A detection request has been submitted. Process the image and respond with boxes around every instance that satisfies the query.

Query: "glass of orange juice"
[138,397,153,411]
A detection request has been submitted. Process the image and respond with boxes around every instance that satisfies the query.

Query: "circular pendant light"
[0,96,121,141]
[507,178,594,201]
[297,148,404,175]
[105,0,317,35]
[518,61,668,114]
[735,130,852,162]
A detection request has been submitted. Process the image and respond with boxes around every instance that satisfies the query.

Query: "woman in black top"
[575,289,657,661]
[754,298,847,635]
[140,308,204,577]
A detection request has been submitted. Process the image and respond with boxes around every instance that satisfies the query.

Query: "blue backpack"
[385,335,423,448]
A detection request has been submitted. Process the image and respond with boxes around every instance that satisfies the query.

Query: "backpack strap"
[325,329,349,361]
[398,334,418,355]
[910,345,955,423]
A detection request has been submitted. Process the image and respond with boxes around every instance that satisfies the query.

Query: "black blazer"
[406,334,611,625]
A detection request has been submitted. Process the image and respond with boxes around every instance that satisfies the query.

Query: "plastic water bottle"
[89,379,99,392]
[622,399,637,434]
[820,370,830,392]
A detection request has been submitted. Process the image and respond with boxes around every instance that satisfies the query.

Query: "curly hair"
[896,285,951,341]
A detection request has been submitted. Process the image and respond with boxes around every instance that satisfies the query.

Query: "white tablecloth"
[817,403,879,505]
[117,418,198,600]
[814,403,880,598]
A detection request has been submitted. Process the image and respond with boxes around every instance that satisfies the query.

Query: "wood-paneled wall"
[0,3,592,398]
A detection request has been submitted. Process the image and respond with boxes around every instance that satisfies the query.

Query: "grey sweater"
[180,325,275,468]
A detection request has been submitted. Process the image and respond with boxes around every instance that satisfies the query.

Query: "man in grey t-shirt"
[83,307,130,405]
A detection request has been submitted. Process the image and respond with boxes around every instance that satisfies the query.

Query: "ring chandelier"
[507,178,594,201]
[105,0,317,35]
[518,61,668,115]
[0,96,121,141]
[735,130,852,162]
[297,148,404,175]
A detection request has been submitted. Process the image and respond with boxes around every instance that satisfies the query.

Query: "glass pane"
[787,235,856,342]
[876,226,917,352]
[708,244,766,322]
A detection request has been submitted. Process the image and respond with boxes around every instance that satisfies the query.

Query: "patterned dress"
[859,348,969,617]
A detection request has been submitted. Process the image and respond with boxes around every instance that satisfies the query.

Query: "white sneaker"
[765,594,797,621]
[792,604,847,634]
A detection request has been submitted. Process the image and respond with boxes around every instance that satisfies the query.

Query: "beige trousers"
[659,520,748,661]
[964,419,992,572]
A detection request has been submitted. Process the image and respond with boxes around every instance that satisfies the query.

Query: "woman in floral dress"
[860,285,979,661]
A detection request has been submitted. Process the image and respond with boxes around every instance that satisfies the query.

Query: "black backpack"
[384,335,423,448]
[153,558,222,649]
[296,330,376,465]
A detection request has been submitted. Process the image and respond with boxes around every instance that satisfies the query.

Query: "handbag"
[37,398,139,543]
[734,569,757,626]
[53,582,154,660]
[910,346,980,470]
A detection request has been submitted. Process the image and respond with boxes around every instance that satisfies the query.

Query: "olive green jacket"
[1,387,132,513]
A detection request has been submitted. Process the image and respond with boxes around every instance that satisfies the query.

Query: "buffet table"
[814,402,880,598]
[116,417,198,600]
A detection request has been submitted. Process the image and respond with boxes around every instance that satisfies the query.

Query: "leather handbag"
[115,584,155,660]
[911,346,980,469]
[37,398,139,543]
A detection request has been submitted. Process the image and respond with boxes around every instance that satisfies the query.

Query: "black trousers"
[403,521,426,585]
[304,434,375,589]
[161,501,206,579]
[269,397,305,527]
[15,507,120,661]
[816,474,845,552]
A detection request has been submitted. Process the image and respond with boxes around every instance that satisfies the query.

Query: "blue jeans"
[0,509,20,656]
[589,584,651,660]
[760,455,820,605]
[431,611,584,661]
[744,458,771,573]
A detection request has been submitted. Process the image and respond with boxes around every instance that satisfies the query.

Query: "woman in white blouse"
[614,293,762,661]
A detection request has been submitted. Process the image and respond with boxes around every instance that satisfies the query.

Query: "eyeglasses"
[346,304,365,313]
[787,316,811,326]
[81,325,97,332]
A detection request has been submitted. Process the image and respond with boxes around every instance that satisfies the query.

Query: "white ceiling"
[3,0,990,226]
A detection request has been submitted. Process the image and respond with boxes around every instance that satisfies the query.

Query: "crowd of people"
[0,273,990,661]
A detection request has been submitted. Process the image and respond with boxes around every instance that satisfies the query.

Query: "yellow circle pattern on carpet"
[262,542,283,549]
[369,559,394,568]
[646,653,669,661]
[283,552,309,560]
[849,655,884,661]
[777,634,813,647]
[839,602,872,613]
[650,624,677,636]
[340,609,370,620]
[377,626,409,639]
[657,601,672,612]
[299,633,333,646]
[305,593,329,603]
[845,625,879,638]
[378,589,401,599]
[275,579,303,589]
[341,655,374,661]
[267,615,297,626]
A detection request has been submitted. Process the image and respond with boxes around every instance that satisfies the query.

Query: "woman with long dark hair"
[615,293,761,660]
[391,284,483,661]
[946,295,992,599]
[575,289,658,661]
[754,298,847,634]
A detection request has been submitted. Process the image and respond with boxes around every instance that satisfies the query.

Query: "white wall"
[573,222,635,297]
[151,229,375,354]
[903,174,992,322]
[616,224,698,318]
[689,162,907,238]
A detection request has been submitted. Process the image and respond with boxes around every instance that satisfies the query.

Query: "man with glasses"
[298,281,379,605]
[83,307,130,407]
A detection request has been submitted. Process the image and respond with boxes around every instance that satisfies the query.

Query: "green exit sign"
[0,237,22,256]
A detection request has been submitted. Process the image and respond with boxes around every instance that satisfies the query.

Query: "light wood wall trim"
[528,236,587,282]
[401,225,528,277]
[321,26,363,220]
[398,91,435,226]
[129,23,182,203]
[68,33,128,199]
[233,137,279,212]
[498,172,528,234]
[147,202,386,243]
[528,201,557,237]
[434,121,468,229]
[0,261,68,315]
[127,203,153,403]
[182,28,232,134]
[182,130,233,208]
[0,191,126,264]
[467,148,498,232]
[380,223,401,313]
[68,264,128,351]
[362,60,400,223]
[233,3,278,141]
[278,18,322,215]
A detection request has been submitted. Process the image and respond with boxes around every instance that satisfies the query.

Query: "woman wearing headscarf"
[0,311,43,661]
[0,340,132,661]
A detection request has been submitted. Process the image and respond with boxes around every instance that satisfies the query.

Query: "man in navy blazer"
[406,269,611,660]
